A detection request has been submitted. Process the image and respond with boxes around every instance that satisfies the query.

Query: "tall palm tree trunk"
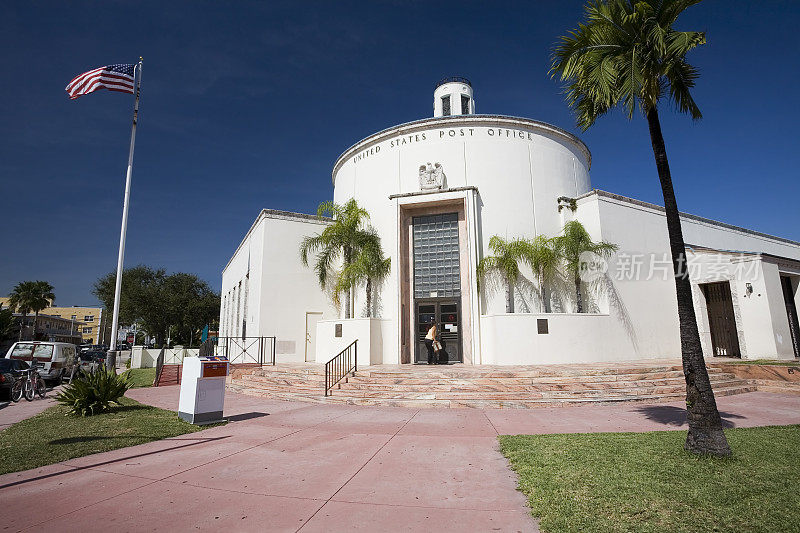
[505,281,515,313]
[18,312,26,341]
[32,311,39,341]
[365,278,372,318]
[574,276,583,313]
[647,107,730,456]
[343,246,352,319]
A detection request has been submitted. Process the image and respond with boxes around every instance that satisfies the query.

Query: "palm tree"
[526,235,561,313]
[7,280,55,340]
[477,236,533,313]
[554,221,617,313]
[550,0,731,456]
[337,229,391,318]
[300,199,372,319]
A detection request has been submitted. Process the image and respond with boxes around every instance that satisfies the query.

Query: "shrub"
[125,358,131,369]
[55,369,131,416]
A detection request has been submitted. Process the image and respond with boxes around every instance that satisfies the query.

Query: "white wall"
[572,191,800,361]
[222,211,338,364]
[315,318,390,367]
[480,313,638,365]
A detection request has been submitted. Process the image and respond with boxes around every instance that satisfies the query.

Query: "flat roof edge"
[222,209,332,273]
[331,114,591,184]
[579,190,800,248]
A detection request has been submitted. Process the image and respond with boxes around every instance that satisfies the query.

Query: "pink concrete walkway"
[1,388,799,532]
[0,385,62,430]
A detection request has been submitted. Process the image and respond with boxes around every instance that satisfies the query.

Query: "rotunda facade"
[331,78,592,364]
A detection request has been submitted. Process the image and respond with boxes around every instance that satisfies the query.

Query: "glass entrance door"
[415,300,462,363]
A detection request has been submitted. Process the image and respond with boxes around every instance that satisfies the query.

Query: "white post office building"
[220,78,800,367]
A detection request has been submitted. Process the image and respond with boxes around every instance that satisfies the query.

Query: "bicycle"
[10,362,47,402]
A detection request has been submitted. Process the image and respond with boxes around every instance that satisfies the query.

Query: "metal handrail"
[324,340,357,396]
[153,347,165,386]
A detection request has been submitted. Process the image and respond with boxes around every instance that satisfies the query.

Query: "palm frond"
[550,0,705,126]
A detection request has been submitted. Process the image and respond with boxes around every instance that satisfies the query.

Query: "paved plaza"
[1,387,799,532]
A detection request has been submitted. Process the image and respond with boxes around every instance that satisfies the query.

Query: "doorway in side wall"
[702,281,741,358]
[780,276,800,358]
[305,312,323,362]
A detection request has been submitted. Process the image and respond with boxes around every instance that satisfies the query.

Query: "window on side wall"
[441,95,451,116]
[84,315,94,322]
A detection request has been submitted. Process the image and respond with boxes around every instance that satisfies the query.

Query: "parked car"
[80,344,107,354]
[4,341,77,384]
[77,350,106,373]
[0,358,30,400]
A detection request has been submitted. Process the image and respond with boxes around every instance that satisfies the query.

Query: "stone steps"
[226,361,761,409]
[226,381,756,409]
[233,374,739,395]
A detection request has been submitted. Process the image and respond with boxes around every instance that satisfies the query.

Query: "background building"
[0,298,109,345]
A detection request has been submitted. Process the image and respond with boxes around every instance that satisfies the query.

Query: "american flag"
[65,64,136,100]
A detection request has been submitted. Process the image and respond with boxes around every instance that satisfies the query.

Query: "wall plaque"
[335,324,342,337]
[537,318,549,334]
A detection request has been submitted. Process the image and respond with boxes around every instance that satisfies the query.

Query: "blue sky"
[1,0,799,306]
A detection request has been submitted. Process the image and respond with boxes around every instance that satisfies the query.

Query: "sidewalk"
[0,387,60,430]
[1,388,799,532]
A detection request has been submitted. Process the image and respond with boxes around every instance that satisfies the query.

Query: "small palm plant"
[300,199,373,318]
[336,229,391,318]
[554,221,617,313]
[477,236,533,313]
[56,369,131,416]
[526,235,562,313]
[7,280,55,340]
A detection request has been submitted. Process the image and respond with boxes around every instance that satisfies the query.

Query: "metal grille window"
[413,213,460,298]
[441,95,451,116]
[461,95,470,114]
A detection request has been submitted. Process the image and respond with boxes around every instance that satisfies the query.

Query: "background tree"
[555,221,617,313]
[93,266,219,347]
[300,199,374,318]
[7,281,55,341]
[0,308,17,343]
[477,236,533,313]
[526,235,562,313]
[94,266,167,344]
[336,229,391,318]
[550,0,730,455]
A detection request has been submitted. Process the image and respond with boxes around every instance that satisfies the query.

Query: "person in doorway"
[425,319,438,364]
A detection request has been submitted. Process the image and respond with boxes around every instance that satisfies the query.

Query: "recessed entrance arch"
[397,194,476,365]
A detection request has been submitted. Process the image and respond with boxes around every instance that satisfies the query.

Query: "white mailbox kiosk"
[178,356,229,424]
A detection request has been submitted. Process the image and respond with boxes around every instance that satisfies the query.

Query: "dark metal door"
[415,300,462,364]
[703,282,741,357]
[780,276,800,358]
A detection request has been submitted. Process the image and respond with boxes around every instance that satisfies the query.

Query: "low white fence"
[131,346,200,368]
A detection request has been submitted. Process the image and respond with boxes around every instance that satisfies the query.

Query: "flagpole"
[109,57,142,358]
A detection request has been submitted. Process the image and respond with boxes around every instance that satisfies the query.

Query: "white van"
[4,342,77,383]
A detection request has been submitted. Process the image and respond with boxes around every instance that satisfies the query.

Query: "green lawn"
[0,397,211,476]
[123,367,157,388]
[499,426,800,533]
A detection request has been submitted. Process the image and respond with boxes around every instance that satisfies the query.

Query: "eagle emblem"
[418,162,446,190]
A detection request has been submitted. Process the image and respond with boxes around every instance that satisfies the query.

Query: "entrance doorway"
[780,276,800,358]
[411,212,463,364]
[305,312,323,362]
[415,300,462,363]
[702,281,741,357]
